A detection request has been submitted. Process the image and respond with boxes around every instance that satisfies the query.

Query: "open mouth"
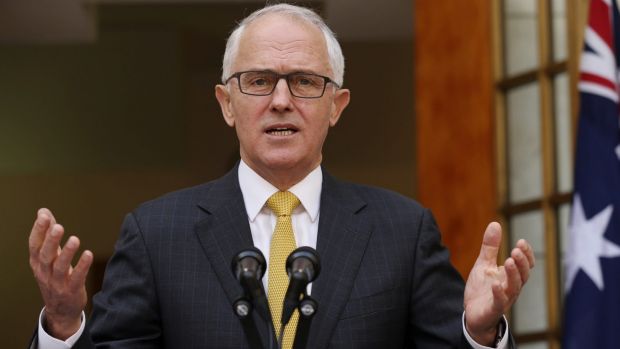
[266,127,298,136]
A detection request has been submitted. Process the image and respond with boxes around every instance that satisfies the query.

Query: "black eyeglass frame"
[224,70,341,99]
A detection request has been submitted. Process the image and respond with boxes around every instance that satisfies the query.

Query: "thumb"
[476,222,502,265]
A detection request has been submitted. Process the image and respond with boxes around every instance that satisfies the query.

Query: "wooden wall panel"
[414,0,496,277]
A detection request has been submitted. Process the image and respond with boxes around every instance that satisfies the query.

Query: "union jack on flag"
[563,0,620,348]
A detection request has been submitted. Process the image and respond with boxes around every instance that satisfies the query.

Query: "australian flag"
[563,0,620,348]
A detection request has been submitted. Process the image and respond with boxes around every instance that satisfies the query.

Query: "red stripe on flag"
[589,0,614,48]
[580,72,617,91]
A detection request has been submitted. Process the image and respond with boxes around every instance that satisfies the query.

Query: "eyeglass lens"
[239,71,325,97]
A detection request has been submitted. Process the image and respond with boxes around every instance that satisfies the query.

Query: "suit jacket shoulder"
[332,178,427,216]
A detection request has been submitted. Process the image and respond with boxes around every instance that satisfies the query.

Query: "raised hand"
[463,222,535,345]
[28,208,93,340]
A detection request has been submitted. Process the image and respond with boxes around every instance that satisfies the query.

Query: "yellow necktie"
[267,191,300,349]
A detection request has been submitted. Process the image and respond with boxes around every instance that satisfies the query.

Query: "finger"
[41,208,58,238]
[491,280,508,313]
[42,209,57,240]
[517,239,535,268]
[503,257,522,300]
[29,209,53,257]
[39,224,64,266]
[41,208,58,226]
[52,236,81,282]
[69,250,93,291]
[511,248,531,284]
[476,222,502,265]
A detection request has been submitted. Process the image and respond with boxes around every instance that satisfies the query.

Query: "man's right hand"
[29,208,93,340]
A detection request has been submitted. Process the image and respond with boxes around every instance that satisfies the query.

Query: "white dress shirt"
[37,160,507,349]
[238,160,322,293]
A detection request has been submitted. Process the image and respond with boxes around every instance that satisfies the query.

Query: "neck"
[241,159,320,191]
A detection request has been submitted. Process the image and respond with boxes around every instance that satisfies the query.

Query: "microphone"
[281,247,321,326]
[232,248,271,322]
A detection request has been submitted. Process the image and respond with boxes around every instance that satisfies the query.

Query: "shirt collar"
[238,160,322,223]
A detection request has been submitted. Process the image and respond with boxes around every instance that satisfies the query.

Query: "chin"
[262,151,316,171]
[262,156,302,171]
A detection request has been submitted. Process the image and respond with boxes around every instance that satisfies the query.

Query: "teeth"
[267,128,295,136]
[269,129,294,136]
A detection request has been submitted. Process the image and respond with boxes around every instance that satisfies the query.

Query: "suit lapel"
[195,166,254,306]
[195,166,277,348]
[309,171,371,348]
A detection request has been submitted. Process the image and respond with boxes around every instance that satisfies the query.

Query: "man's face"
[215,14,350,185]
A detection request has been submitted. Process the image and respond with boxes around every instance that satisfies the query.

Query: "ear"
[215,84,235,127]
[328,88,350,127]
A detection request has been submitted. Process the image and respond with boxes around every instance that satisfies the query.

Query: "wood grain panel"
[414,0,496,277]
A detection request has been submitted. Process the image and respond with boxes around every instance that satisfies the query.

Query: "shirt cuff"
[37,308,86,349]
[462,312,509,349]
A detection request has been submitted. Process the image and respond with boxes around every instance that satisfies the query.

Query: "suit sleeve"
[74,212,162,348]
[408,208,473,349]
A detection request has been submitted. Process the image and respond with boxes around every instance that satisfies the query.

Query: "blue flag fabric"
[563,0,620,348]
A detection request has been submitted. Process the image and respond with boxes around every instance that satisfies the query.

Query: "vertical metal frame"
[491,0,581,347]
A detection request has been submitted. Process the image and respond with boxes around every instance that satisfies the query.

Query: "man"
[29,4,534,348]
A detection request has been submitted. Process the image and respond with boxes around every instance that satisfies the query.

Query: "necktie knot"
[267,191,300,217]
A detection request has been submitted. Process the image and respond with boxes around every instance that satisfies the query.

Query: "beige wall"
[0,4,413,346]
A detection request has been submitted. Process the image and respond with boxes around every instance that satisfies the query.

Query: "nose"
[269,77,293,112]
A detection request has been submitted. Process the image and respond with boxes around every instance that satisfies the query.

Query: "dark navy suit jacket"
[46,166,478,348]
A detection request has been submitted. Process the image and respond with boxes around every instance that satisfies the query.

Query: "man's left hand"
[464,222,535,346]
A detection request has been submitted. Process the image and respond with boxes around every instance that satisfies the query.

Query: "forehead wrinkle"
[261,38,308,47]
[241,40,328,71]
[263,47,322,63]
[255,38,325,56]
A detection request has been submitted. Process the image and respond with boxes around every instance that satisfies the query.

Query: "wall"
[415,0,496,277]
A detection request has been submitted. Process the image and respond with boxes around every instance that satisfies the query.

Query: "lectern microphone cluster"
[231,247,321,349]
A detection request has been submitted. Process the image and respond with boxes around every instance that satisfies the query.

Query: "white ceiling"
[0,0,412,43]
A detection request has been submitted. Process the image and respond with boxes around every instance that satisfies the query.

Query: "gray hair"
[221,3,345,86]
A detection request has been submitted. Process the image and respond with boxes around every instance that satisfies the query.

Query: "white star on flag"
[565,194,620,292]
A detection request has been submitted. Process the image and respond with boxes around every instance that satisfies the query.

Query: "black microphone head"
[231,248,272,323]
[231,247,266,281]
[286,246,321,282]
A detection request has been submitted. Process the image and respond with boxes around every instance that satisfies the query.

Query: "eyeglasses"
[225,70,340,98]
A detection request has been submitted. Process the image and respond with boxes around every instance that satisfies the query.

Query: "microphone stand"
[239,278,278,349]
[291,296,318,349]
[277,287,318,349]
[233,297,265,349]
